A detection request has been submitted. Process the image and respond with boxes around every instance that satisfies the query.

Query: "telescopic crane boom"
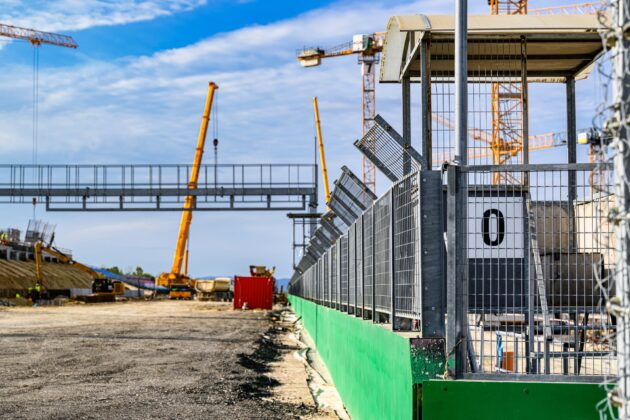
[313,97,331,207]
[157,82,218,291]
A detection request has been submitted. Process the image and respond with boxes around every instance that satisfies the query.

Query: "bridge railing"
[0,164,317,211]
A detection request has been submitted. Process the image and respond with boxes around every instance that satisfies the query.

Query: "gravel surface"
[0,300,320,419]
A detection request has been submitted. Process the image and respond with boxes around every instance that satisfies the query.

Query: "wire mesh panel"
[459,164,617,379]
[349,223,356,314]
[323,250,329,306]
[354,116,424,182]
[363,207,374,314]
[374,190,392,315]
[331,243,337,309]
[393,174,422,322]
[340,234,349,311]
[431,38,525,183]
[329,167,376,227]
[356,215,364,316]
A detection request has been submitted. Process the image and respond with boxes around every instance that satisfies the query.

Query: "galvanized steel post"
[390,188,397,329]
[402,77,412,176]
[449,0,469,378]
[566,76,577,251]
[420,39,432,169]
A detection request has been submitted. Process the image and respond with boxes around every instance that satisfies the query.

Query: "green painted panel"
[422,380,616,420]
[289,295,436,420]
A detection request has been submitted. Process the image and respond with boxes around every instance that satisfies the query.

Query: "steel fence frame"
[449,162,617,382]
[289,171,440,329]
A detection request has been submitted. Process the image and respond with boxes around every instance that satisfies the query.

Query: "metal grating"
[349,223,356,314]
[340,235,349,308]
[374,190,392,313]
[393,173,422,321]
[363,206,374,313]
[331,243,337,308]
[356,215,364,315]
[354,115,425,182]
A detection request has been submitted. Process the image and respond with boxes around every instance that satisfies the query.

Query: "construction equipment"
[156,82,218,300]
[195,277,232,301]
[298,33,384,192]
[0,23,77,48]
[249,265,276,278]
[313,97,331,206]
[486,1,601,183]
[34,241,123,296]
[0,24,78,217]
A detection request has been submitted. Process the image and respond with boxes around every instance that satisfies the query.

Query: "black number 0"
[482,208,505,246]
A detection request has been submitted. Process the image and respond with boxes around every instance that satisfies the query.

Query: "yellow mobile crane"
[312,97,331,207]
[156,82,218,299]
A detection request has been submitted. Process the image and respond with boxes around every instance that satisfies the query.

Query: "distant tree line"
[103,266,154,279]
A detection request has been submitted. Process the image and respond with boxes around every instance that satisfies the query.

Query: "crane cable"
[32,45,40,220]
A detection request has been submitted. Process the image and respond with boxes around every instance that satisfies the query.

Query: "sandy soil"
[0,300,331,419]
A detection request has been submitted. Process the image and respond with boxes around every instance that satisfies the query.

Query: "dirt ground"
[0,300,333,419]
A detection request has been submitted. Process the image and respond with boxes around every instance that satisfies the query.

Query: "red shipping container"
[233,276,273,310]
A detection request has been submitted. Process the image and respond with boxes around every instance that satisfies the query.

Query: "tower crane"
[486,1,600,184]
[0,23,77,48]
[297,3,600,190]
[297,33,384,192]
[0,23,78,216]
[156,82,217,299]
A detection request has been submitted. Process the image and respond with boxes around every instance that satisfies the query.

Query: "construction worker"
[0,231,7,243]
[34,283,41,302]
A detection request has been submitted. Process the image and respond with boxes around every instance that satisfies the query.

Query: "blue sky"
[0,0,604,278]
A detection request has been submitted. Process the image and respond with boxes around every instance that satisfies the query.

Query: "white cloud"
[0,0,206,32]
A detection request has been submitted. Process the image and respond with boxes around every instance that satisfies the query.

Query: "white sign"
[467,196,524,258]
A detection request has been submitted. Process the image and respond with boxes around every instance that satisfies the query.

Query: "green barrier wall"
[290,295,615,420]
[289,295,443,420]
[422,380,615,420]
[289,296,424,420]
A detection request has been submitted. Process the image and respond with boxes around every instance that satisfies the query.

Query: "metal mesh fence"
[349,223,356,314]
[374,190,392,314]
[363,207,374,314]
[431,38,525,183]
[331,243,337,309]
[354,116,424,182]
[356,215,364,316]
[393,174,422,322]
[460,164,616,378]
[340,235,348,308]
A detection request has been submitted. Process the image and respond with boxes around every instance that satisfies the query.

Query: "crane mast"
[158,82,217,289]
[297,33,383,192]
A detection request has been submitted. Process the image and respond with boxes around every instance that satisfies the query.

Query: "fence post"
[372,205,377,323]
[420,171,445,337]
[361,214,365,317]
[446,164,468,378]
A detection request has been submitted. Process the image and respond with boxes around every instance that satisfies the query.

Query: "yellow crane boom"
[313,97,331,206]
[157,82,217,289]
[34,241,103,288]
